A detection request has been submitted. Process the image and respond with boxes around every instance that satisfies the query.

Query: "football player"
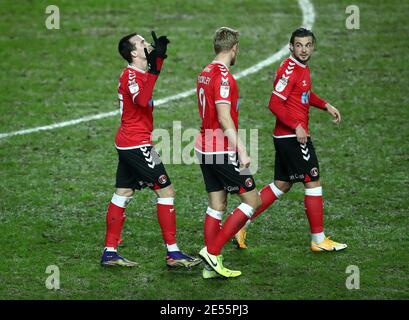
[234,28,347,253]
[195,27,261,278]
[100,31,201,269]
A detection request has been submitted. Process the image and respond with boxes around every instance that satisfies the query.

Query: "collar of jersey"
[128,64,146,74]
[212,60,229,70]
[289,55,307,68]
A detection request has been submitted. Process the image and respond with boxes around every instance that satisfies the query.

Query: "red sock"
[207,204,253,255]
[104,202,126,249]
[251,183,281,221]
[157,199,177,245]
[204,208,222,248]
[304,187,324,233]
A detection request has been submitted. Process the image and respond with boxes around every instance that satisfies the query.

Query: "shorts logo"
[226,186,239,192]
[310,167,319,177]
[300,143,310,161]
[245,178,253,188]
[141,147,155,169]
[158,174,168,185]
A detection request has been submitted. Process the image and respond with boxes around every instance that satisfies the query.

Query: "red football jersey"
[115,65,154,149]
[195,61,239,153]
[272,55,313,137]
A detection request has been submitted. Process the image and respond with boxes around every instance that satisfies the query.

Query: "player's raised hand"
[151,31,170,59]
[326,103,341,124]
[144,48,160,75]
[295,124,308,145]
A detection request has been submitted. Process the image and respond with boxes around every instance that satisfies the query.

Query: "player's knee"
[274,180,292,193]
[253,193,262,211]
[304,180,321,189]
[212,202,227,212]
[159,185,176,198]
[115,188,134,198]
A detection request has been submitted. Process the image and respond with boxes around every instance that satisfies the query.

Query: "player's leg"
[234,140,293,248]
[233,180,291,249]
[305,180,347,252]
[205,190,227,248]
[301,139,346,252]
[101,156,138,267]
[201,190,227,279]
[146,150,201,269]
[198,152,257,278]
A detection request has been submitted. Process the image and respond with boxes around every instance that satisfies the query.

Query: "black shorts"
[115,146,171,191]
[274,137,320,183]
[196,151,256,194]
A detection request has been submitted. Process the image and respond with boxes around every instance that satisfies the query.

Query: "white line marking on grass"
[0,0,314,140]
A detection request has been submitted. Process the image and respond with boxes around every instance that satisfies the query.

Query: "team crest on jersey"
[275,76,288,93]
[220,85,230,98]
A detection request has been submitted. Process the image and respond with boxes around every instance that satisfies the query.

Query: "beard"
[294,53,311,64]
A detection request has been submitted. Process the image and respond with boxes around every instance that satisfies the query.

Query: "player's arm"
[132,32,170,108]
[310,91,341,124]
[216,103,250,168]
[269,94,308,143]
[269,68,308,143]
[268,94,300,130]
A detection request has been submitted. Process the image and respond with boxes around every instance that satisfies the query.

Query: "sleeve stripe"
[215,100,231,105]
[273,91,287,101]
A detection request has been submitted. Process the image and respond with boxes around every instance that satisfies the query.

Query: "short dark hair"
[118,33,137,63]
[290,28,316,45]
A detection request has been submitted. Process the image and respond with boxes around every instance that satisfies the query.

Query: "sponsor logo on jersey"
[301,91,310,104]
[220,85,230,98]
[310,167,319,177]
[158,174,168,185]
[245,178,253,188]
[275,76,288,93]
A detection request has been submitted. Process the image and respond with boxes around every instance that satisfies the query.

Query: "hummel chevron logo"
[147,163,155,169]
[303,154,310,161]
[221,76,229,82]
[142,151,150,157]
[285,69,293,75]
[221,72,228,77]
[301,148,309,155]
[289,62,295,66]
[287,65,294,70]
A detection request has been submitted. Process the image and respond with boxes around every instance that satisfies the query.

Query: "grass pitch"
[0,0,408,299]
